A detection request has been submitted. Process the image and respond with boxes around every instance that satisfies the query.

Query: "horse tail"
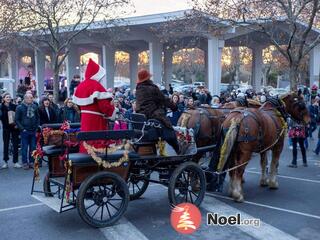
[217,119,239,172]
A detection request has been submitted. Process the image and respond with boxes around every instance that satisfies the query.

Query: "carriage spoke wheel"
[127,168,150,201]
[43,171,54,197]
[168,162,206,207]
[77,172,129,228]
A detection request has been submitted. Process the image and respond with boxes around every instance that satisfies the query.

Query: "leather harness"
[183,108,215,141]
[227,97,287,152]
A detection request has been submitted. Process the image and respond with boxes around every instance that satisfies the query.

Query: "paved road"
[0,133,319,240]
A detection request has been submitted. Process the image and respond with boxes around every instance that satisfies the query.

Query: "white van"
[0,78,15,96]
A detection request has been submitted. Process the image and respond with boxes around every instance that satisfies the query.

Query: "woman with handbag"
[0,93,21,169]
[288,118,308,168]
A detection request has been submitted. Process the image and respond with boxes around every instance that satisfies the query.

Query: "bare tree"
[16,0,130,102]
[193,0,320,90]
[0,0,25,56]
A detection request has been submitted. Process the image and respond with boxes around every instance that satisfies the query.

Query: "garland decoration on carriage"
[156,138,167,156]
[31,132,44,182]
[175,127,194,144]
[42,121,71,145]
[59,128,80,162]
[65,160,73,203]
[174,126,196,155]
[82,141,131,168]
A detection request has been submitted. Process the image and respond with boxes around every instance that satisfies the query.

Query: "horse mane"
[279,91,296,100]
[247,99,261,107]
[180,111,192,127]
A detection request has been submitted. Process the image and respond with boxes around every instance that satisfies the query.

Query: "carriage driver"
[135,69,180,154]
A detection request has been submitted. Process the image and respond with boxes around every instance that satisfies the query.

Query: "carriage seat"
[131,113,174,143]
[69,150,140,166]
[42,145,62,156]
[42,145,79,156]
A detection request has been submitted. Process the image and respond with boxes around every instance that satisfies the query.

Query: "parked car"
[220,83,239,93]
[174,84,194,94]
[193,82,206,88]
[269,88,289,96]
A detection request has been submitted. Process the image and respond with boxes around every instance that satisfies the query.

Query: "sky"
[129,0,192,16]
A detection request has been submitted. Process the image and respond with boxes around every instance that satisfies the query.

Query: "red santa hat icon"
[85,58,106,82]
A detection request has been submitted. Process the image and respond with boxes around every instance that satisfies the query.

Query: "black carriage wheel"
[43,171,53,197]
[128,169,150,201]
[168,162,206,207]
[77,172,129,228]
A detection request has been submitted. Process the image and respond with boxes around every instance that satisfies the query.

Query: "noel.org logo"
[170,203,202,234]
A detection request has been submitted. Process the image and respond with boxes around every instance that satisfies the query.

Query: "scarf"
[23,102,35,118]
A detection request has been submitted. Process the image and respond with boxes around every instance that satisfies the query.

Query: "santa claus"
[73,58,115,152]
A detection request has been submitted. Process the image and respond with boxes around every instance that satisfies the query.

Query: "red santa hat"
[85,58,106,81]
[73,58,112,106]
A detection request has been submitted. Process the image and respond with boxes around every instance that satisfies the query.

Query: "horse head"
[280,92,310,124]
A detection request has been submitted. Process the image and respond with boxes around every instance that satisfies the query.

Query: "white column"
[309,44,320,88]
[149,41,163,85]
[163,49,173,89]
[66,46,80,96]
[207,37,224,96]
[34,49,45,97]
[252,46,264,91]
[102,45,115,88]
[8,52,19,97]
[204,50,208,86]
[129,51,139,90]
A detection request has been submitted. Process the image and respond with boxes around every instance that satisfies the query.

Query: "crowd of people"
[0,90,80,170]
[0,74,319,170]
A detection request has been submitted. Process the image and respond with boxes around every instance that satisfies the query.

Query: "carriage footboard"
[196,144,217,154]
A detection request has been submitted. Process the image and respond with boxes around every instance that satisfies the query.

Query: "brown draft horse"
[219,93,310,202]
[177,98,261,148]
[222,98,262,109]
[178,107,224,150]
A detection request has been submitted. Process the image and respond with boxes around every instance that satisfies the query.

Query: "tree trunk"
[289,65,299,91]
[53,69,60,104]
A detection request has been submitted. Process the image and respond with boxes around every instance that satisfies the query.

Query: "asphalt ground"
[0,130,319,240]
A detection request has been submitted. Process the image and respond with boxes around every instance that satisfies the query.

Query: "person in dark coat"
[308,98,319,138]
[69,75,81,96]
[15,93,40,169]
[60,98,80,123]
[38,97,57,125]
[48,93,61,122]
[288,118,307,168]
[135,69,180,153]
[168,84,174,95]
[0,93,21,169]
[167,93,182,126]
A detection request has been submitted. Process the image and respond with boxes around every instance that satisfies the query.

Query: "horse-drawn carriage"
[31,92,310,227]
[31,114,216,228]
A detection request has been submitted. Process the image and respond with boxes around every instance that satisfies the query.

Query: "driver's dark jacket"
[136,80,177,129]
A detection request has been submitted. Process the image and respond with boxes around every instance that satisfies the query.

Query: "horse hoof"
[234,195,244,203]
[260,179,269,187]
[268,181,279,189]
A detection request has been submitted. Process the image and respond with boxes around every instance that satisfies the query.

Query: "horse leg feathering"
[259,152,269,187]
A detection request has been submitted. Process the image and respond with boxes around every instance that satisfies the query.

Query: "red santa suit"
[73,58,115,153]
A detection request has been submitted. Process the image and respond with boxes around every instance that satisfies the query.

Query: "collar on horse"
[229,107,286,153]
[265,96,289,121]
[235,97,248,107]
[229,109,263,145]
